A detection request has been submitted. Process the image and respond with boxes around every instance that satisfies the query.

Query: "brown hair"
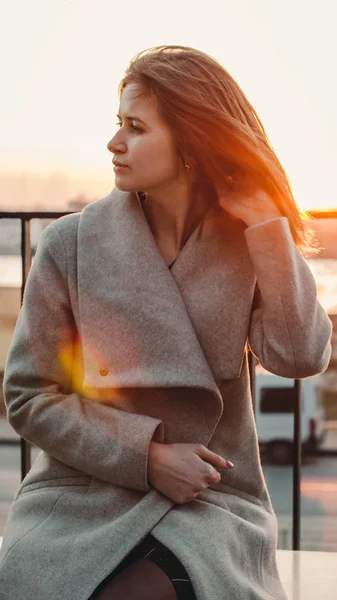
[119,45,315,253]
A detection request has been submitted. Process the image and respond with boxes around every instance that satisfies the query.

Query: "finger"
[186,493,198,502]
[204,467,221,485]
[195,445,234,470]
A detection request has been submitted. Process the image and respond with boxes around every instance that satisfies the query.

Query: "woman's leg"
[92,557,178,600]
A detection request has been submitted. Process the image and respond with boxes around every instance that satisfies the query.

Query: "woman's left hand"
[218,187,282,228]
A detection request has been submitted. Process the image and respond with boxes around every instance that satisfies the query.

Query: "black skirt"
[90,533,196,600]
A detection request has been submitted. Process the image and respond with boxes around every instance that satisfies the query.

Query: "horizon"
[1,169,337,213]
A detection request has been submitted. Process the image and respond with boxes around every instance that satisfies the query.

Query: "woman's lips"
[112,160,129,173]
[113,165,129,172]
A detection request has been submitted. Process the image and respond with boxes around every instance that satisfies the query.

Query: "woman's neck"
[140,183,209,252]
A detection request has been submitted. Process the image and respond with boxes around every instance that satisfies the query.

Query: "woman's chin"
[114,180,135,192]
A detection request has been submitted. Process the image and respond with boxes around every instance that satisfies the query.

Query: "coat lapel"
[170,200,257,380]
[77,188,256,408]
[77,189,221,402]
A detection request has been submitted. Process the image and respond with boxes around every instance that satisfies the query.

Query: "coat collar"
[77,187,256,409]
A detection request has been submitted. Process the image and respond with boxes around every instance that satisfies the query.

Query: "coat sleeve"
[245,216,332,378]
[3,224,164,492]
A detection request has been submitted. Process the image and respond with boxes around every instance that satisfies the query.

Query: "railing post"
[293,379,302,550]
[20,218,33,480]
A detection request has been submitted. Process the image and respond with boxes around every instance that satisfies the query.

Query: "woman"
[0,45,332,600]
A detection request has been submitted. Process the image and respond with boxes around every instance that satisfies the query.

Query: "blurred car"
[255,367,325,464]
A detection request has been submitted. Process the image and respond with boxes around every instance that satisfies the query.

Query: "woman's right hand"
[147,442,234,504]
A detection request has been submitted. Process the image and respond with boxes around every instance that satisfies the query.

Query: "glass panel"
[261,217,337,551]
[1,214,337,553]
[0,217,51,536]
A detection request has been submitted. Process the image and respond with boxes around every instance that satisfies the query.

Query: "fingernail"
[224,460,234,468]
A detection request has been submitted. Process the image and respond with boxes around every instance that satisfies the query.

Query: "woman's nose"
[107,134,127,154]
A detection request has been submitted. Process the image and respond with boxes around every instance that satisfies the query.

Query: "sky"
[0,0,336,210]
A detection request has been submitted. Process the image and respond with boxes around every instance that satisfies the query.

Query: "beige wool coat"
[0,188,332,600]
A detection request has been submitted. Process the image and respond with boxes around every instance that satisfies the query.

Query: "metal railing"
[1,208,336,552]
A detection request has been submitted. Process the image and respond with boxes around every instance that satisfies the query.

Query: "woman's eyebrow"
[116,114,146,125]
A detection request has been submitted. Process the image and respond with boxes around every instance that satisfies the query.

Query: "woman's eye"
[115,121,142,134]
[131,124,143,133]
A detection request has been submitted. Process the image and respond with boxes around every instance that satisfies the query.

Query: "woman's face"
[107,83,185,194]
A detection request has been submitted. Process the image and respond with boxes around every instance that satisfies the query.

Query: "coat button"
[100,367,109,376]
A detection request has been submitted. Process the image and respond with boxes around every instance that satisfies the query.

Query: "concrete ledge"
[276,549,337,599]
[0,538,335,598]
